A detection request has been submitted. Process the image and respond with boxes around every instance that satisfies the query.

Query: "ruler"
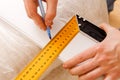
[15,15,80,80]
[15,15,106,80]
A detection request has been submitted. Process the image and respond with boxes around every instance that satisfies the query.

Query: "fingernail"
[46,20,52,26]
[39,27,45,31]
[38,25,46,31]
[63,64,68,68]
[43,27,46,31]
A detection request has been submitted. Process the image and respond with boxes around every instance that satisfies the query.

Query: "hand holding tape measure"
[63,23,120,80]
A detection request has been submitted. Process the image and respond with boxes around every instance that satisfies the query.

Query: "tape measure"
[15,15,80,80]
[15,14,106,80]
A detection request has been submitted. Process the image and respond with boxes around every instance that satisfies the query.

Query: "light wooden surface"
[109,0,120,28]
[0,17,40,80]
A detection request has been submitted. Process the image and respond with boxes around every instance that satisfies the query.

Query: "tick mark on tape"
[29,68,32,70]
[38,58,41,61]
[52,53,55,55]
[46,49,49,51]
[15,16,79,80]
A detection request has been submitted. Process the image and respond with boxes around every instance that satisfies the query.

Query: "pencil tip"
[49,36,52,40]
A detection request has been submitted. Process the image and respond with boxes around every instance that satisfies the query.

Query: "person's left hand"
[63,23,120,80]
[24,0,58,30]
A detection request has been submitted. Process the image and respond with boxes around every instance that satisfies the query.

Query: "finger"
[45,0,58,26]
[32,14,46,30]
[43,0,46,2]
[79,68,104,80]
[99,23,113,33]
[104,73,120,80]
[63,44,98,69]
[24,0,46,30]
[69,58,98,75]
[49,21,53,29]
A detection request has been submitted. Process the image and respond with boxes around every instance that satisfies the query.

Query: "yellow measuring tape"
[15,15,80,80]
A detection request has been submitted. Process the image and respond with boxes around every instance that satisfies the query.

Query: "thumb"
[45,0,58,26]
[99,23,113,33]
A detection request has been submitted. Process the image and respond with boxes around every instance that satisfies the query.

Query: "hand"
[63,23,120,80]
[24,0,58,30]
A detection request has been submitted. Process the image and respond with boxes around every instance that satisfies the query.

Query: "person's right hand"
[63,23,120,80]
[24,0,58,30]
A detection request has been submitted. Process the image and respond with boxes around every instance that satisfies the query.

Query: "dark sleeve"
[106,0,116,12]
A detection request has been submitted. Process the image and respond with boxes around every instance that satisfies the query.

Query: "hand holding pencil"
[23,0,58,31]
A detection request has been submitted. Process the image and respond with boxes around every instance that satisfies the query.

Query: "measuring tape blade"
[15,15,79,80]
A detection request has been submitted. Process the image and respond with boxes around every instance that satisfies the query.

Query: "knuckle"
[46,12,56,19]
[27,12,36,19]
[69,70,76,75]
[101,55,108,61]
[49,12,56,17]
[115,43,120,52]
[97,44,105,52]
[97,54,111,65]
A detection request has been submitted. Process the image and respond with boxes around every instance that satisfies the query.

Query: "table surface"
[0,0,108,62]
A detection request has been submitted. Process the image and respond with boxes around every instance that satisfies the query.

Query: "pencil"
[38,0,52,39]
